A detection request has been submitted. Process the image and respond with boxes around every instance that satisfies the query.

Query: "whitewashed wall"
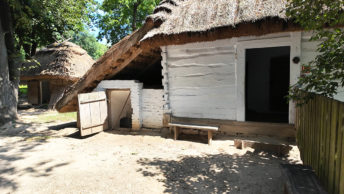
[142,89,164,128]
[94,80,143,130]
[94,80,164,129]
[162,39,237,120]
[163,31,344,124]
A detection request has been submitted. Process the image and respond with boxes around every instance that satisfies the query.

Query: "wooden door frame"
[106,89,131,130]
[236,32,301,124]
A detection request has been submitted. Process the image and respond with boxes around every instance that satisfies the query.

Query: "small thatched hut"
[21,41,94,109]
[55,0,343,137]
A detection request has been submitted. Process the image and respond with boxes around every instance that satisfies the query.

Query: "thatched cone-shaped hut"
[21,41,94,109]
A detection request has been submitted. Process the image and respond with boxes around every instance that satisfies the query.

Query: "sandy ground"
[0,109,301,194]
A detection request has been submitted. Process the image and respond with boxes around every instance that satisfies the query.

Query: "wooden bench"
[281,164,327,194]
[168,122,219,145]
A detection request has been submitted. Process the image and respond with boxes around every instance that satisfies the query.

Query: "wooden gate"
[78,91,108,136]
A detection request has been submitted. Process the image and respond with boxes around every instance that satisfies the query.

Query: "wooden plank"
[99,92,108,130]
[168,122,219,131]
[328,100,338,193]
[79,98,106,104]
[340,105,344,194]
[89,93,103,134]
[79,94,92,136]
[334,103,344,194]
[324,97,331,188]
[319,96,325,181]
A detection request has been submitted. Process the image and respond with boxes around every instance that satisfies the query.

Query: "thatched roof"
[56,0,300,112]
[140,0,299,48]
[144,0,288,40]
[21,42,94,81]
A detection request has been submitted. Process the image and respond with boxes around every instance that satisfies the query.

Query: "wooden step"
[234,138,292,156]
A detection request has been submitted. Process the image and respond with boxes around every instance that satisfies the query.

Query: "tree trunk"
[0,0,19,125]
[131,0,142,31]
[30,41,37,57]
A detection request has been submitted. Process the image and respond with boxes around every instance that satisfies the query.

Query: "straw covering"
[21,42,94,81]
[144,0,288,40]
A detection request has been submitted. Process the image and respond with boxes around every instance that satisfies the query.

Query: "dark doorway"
[245,46,290,123]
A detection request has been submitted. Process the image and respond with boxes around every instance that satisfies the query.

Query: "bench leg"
[174,126,180,140]
[208,131,212,145]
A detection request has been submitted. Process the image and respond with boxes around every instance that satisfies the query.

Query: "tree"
[0,0,20,125]
[69,30,108,60]
[287,0,344,102]
[97,0,160,44]
[0,0,95,124]
[11,0,96,59]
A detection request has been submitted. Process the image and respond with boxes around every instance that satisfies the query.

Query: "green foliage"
[68,30,108,60]
[19,84,28,97]
[9,0,96,58]
[97,0,160,44]
[287,0,344,103]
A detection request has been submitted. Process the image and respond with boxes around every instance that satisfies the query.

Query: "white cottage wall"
[163,32,307,124]
[142,89,164,128]
[163,39,238,120]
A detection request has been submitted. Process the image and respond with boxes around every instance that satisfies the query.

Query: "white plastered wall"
[162,32,306,124]
[142,89,164,128]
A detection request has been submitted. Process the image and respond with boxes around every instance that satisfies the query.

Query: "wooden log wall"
[296,94,344,194]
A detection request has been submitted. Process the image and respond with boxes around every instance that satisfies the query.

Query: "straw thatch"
[21,42,94,81]
[144,0,288,40]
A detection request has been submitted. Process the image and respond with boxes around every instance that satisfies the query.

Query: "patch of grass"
[19,84,28,95]
[33,112,77,123]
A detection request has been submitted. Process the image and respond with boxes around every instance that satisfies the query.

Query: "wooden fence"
[296,94,344,194]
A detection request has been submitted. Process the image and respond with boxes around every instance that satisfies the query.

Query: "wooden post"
[208,130,212,145]
[174,126,179,140]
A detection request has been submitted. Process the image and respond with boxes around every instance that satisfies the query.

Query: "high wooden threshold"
[171,117,296,140]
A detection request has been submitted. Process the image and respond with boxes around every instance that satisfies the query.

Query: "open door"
[78,91,108,136]
[107,90,131,130]
[28,80,41,105]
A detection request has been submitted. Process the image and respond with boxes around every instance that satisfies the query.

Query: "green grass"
[19,84,28,95]
[32,112,77,123]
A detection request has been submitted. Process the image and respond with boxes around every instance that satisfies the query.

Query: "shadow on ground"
[0,121,72,193]
[137,152,292,193]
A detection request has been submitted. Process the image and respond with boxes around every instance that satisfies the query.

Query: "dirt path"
[0,110,301,194]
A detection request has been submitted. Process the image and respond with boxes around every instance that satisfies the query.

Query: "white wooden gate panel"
[78,91,108,136]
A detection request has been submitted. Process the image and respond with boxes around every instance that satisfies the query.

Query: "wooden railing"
[295,94,344,194]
